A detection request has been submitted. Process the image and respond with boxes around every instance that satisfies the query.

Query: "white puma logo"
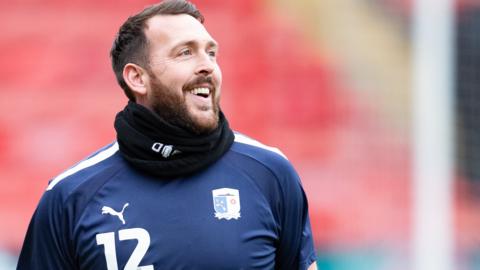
[101,203,129,224]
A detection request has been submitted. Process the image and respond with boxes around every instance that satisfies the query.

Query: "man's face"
[142,14,222,134]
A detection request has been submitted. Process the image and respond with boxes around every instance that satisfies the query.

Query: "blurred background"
[1,0,479,269]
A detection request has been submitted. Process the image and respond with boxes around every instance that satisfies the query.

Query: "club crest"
[212,188,241,220]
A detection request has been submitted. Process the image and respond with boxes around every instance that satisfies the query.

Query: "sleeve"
[17,189,76,270]
[274,162,317,270]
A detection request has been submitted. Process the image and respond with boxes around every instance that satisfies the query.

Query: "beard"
[148,73,220,135]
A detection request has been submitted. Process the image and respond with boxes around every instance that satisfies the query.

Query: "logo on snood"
[151,142,180,158]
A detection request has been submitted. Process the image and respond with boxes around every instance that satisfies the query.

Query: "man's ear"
[123,63,149,96]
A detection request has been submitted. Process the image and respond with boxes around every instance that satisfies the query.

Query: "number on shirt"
[96,228,154,270]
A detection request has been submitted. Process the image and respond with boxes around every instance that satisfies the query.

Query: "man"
[17,0,317,269]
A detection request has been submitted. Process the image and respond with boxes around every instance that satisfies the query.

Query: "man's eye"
[208,50,217,57]
[179,49,192,56]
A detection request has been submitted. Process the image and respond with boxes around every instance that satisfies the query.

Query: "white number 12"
[96,228,154,270]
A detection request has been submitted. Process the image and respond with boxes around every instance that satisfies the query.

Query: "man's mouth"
[189,87,211,98]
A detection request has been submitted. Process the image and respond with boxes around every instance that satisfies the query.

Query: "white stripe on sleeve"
[46,142,119,191]
[234,133,287,160]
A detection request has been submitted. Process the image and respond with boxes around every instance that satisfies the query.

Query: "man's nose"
[195,53,215,76]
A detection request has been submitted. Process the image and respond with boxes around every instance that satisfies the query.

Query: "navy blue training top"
[17,133,316,270]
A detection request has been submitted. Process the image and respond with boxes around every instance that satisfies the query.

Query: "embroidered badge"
[212,188,241,220]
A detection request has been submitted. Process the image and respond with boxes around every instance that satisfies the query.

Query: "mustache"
[183,76,215,90]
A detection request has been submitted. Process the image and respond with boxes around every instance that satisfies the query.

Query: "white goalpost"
[412,0,455,269]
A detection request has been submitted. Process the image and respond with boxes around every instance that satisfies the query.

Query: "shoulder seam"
[229,148,288,222]
[230,147,285,187]
[46,142,119,191]
[69,165,125,231]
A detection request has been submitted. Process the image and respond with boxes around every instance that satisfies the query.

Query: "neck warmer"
[114,101,234,178]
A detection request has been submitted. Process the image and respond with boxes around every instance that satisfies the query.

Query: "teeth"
[191,87,210,96]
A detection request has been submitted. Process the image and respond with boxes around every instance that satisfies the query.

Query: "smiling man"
[131,13,222,135]
[17,1,317,269]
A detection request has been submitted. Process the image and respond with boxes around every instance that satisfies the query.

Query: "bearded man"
[17,1,317,269]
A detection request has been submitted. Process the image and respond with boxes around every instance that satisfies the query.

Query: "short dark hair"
[110,0,204,101]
